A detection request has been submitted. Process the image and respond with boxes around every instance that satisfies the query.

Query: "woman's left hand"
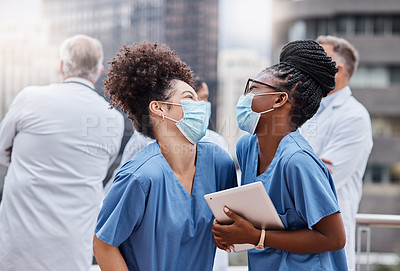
[212,207,259,252]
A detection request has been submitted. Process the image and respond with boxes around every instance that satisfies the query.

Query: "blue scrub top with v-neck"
[236,130,348,271]
[95,141,237,271]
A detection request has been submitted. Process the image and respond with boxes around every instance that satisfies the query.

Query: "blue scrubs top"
[95,141,237,271]
[236,130,348,271]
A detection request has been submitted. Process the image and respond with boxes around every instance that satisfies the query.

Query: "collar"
[63,77,95,90]
[316,86,352,115]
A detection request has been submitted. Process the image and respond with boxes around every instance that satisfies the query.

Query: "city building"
[271,0,400,184]
[217,49,268,158]
[42,0,219,125]
[0,21,59,120]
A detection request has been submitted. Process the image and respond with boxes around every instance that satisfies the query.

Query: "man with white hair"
[0,35,124,271]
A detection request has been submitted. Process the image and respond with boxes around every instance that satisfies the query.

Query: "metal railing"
[356,213,400,271]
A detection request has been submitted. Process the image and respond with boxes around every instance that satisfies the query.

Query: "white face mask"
[159,100,210,144]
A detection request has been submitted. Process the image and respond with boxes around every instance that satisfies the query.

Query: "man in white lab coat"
[0,35,124,271]
[300,35,373,271]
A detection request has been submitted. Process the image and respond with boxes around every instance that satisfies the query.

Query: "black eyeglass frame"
[244,78,285,94]
[244,78,291,103]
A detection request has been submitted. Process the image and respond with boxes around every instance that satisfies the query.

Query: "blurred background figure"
[300,35,373,271]
[0,34,124,271]
[195,78,229,152]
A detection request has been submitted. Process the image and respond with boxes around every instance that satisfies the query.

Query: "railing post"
[357,225,371,271]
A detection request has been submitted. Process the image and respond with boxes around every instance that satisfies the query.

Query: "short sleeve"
[285,151,340,229]
[95,173,149,247]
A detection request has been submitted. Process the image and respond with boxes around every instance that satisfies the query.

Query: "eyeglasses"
[244,78,291,103]
[244,78,285,95]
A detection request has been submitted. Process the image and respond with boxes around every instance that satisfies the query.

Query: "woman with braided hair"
[212,40,348,270]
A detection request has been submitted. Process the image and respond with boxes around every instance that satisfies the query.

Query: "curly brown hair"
[105,41,194,139]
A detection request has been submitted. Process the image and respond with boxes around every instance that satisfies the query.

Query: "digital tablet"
[204,181,284,252]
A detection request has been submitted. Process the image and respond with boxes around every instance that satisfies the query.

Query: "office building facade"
[0,21,59,120]
[43,0,219,125]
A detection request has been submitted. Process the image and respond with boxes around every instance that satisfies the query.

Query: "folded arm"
[319,116,372,189]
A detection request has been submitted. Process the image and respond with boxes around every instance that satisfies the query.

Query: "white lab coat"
[0,77,124,271]
[300,86,373,271]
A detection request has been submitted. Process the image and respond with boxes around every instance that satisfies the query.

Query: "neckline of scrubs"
[254,131,295,178]
[156,142,201,197]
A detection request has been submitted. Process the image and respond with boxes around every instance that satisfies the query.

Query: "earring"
[162,114,165,121]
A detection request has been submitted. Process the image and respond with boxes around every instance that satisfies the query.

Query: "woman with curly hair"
[212,40,348,270]
[93,42,237,271]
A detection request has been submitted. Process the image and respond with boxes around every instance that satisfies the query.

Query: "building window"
[351,66,400,88]
[350,66,390,88]
[371,117,400,138]
[288,20,307,41]
[390,66,400,85]
[317,18,330,37]
[391,163,400,183]
[293,14,400,40]
[305,19,317,39]
[365,163,400,184]
[336,15,347,35]
[392,15,400,35]
[364,164,385,183]
[373,16,385,35]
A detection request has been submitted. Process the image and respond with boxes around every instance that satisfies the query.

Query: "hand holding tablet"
[204,182,284,252]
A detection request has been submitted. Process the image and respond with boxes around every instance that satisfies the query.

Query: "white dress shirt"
[0,77,124,271]
[300,86,373,271]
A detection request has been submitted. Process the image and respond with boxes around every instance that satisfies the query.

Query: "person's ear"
[273,92,290,109]
[149,101,165,119]
[335,63,351,84]
[336,63,348,77]
[91,65,104,83]
[99,64,104,76]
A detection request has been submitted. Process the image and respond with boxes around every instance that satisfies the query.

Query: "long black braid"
[265,40,338,128]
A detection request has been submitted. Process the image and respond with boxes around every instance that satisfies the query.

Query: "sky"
[0,0,42,22]
[0,0,271,57]
[219,0,271,57]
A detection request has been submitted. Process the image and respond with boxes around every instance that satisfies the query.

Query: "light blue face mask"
[236,93,279,134]
[160,100,210,144]
[206,101,212,117]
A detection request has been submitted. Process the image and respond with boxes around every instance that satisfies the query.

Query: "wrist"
[251,228,261,246]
